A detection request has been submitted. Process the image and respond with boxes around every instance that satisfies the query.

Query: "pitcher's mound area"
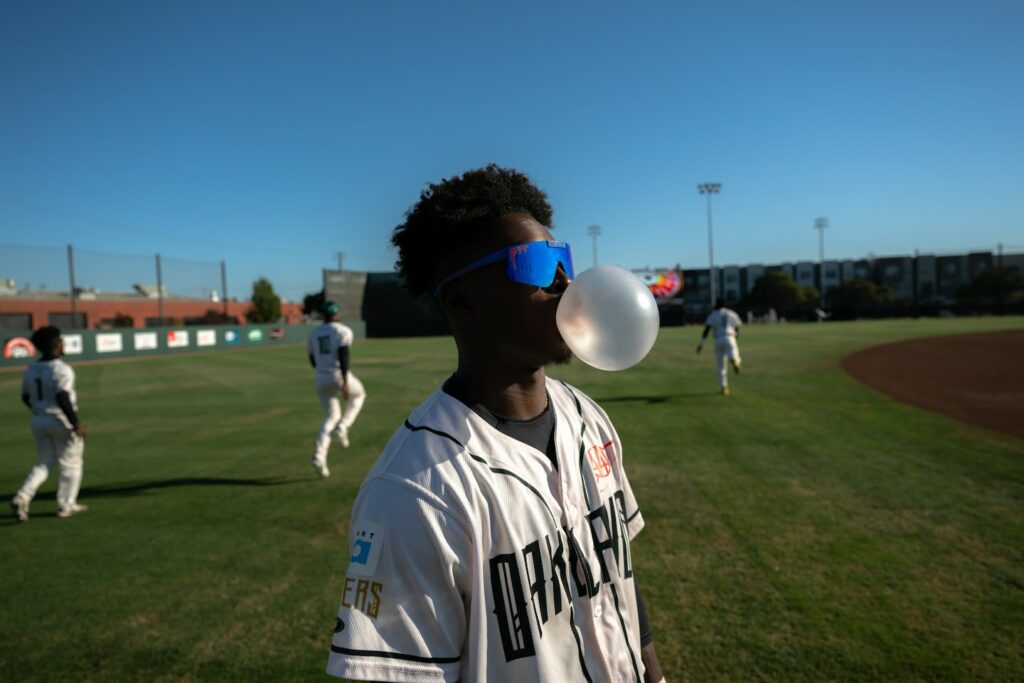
[842,329,1024,440]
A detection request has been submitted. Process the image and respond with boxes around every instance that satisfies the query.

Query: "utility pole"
[66,244,77,327]
[220,260,229,318]
[814,217,828,306]
[155,254,164,324]
[587,225,602,267]
[697,183,722,307]
[336,252,345,271]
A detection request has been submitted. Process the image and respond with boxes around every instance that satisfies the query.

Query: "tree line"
[737,267,1023,319]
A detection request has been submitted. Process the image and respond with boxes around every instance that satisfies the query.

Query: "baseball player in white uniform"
[327,165,666,682]
[697,297,742,395]
[11,326,89,522]
[308,301,366,478]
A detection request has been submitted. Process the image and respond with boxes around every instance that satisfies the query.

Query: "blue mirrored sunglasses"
[433,240,574,297]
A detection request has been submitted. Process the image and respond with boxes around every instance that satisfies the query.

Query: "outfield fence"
[0,321,367,368]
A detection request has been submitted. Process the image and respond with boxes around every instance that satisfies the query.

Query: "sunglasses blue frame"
[433,240,574,297]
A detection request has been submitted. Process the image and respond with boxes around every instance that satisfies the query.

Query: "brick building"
[0,290,302,331]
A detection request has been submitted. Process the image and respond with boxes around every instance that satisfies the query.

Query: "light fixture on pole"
[587,224,602,267]
[814,217,828,305]
[697,182,722,307]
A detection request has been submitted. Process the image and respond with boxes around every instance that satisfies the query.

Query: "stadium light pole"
[66,244,77,326]
[587,224,602,267]
[815,217,828,306]
[697,183,721,307]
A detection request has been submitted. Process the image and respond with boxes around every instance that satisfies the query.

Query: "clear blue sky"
[2,0,1022,301]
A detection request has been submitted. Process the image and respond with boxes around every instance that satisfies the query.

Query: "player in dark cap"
[307,300,366,477]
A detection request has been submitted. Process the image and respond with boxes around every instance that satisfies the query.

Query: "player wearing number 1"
[10,326,89,522]
[307,301,366,478]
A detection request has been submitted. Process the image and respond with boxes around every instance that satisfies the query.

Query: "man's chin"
[551,348,573,366]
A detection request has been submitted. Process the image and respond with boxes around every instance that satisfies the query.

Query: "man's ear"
[438,282,475,321]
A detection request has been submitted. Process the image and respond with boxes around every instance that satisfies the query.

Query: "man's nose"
[546,263,572,293]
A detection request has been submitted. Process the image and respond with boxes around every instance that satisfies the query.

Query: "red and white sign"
[134,332,158,351]
[96,333,124,353]
[167,330,189,348]
[587,444,612,491]
[196,329,217,347]
[3,337,35,359]
[62,334,83,355]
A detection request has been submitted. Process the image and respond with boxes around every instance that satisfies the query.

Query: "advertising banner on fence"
[96,333,124,353]
[3,337,35,359]
[636,269,684,301]
[134,332,158,351]
[167,330,189,348]
[0,324,342,367]
[62,334,83,355]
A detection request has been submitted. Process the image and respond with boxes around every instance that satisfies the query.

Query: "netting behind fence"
[161,256,224,301]
[74,247,159,296]
[0,244,224,301]
[0,243,68,293]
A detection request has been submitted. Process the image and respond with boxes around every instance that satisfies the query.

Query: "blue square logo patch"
[349,521,384,576]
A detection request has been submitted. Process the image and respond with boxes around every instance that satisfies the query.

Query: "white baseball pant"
[16,415,85,510]
[715,338,741,389]
[314,371,366,465]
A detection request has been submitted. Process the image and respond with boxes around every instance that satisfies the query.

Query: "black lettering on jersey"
[488,495,637,664]
[317,335,331,355]
[490,553,536,661]
[546,532,570,617]
[613,490,633,579]
[587,503,617,584]
[567,530,600,598]
[522,540,547,638]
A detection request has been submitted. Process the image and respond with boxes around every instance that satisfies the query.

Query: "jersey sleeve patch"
[349,521,385,576]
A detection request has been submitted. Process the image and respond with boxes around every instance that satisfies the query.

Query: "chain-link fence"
[0,243,229,331]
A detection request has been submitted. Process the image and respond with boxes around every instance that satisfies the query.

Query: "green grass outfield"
[1,317,1022,682]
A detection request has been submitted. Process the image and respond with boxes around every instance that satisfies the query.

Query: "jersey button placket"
[560,479,574,523]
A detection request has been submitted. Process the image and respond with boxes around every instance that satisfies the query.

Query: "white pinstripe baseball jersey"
[704,308,741,343]
[327,378,646,682]
[308,322,355,374]
[22,358,77,428]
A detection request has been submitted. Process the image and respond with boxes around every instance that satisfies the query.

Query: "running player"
[326,165,666,682]
[308,301,366,478]
[696,297,742,395]
[10,326,89,521]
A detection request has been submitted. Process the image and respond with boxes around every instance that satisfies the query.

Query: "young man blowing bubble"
[10,326,89,521]
[326,165,667,682]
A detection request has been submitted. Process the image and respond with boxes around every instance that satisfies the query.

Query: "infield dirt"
[842,329,1024,441]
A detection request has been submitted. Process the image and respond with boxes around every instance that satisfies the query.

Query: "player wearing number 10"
[307,301,366,478]
[10,326,89,522]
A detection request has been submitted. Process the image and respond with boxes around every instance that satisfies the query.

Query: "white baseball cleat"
[56,503,89,519]
[311,457,330,479]
[336,425,350,448]
[10,496,29,523]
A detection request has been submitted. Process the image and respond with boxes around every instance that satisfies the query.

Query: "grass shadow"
[596,393,716,404]
[3,476,312,503]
